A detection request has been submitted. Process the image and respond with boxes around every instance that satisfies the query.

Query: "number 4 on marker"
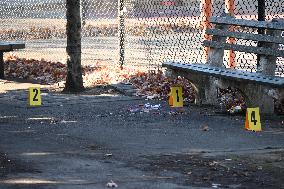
[28,87,42,106]
[245,107,262,132]
[250,111,257,125]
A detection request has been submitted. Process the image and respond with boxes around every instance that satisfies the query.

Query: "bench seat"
[163,62,284,87]
[0,42,25,52]
[0,41,25,79]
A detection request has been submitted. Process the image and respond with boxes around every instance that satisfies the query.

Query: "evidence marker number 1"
[169,86,183,108]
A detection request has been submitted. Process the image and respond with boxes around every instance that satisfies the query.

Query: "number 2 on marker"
[33,88,39,101]
[28,87,41,106]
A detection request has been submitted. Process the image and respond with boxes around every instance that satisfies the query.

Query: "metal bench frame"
[162,14,284,114]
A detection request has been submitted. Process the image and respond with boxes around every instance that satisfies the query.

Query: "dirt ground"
[128,150,284,189]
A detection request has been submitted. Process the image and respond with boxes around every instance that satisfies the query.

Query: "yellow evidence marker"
[28,87,42,106]
[245,107,262,132]
[169,86,183,107]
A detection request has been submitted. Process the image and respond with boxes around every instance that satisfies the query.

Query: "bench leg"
[165,68,207,105]
[243,84,274,115]
[0,52,4,79]
[258,55,277,76]
[203,77,219,105]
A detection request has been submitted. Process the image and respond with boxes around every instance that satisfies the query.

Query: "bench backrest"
[203,14,284,76]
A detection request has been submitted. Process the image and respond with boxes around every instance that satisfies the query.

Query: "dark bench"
[163,14,284,114]
[0,41,25,79]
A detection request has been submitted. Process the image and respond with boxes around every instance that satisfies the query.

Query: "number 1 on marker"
[176,89,180,102]
[170,86,183,107]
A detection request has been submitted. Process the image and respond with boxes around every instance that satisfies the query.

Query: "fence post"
[81,0,87,26]
[201,0,212,60]
[0,52,4,79]
[118,0,125,68]
[257,0,266,70]
[225,0,236,68]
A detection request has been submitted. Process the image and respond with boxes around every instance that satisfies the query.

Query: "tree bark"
[64,0,84,92]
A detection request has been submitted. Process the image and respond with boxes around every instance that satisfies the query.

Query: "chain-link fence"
[126,0,284,74]
[0,0,283,75]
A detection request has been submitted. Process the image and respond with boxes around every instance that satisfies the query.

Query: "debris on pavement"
[168,109,188,116]
[106,180,118,188]
[212,183,221,188]
[229,105,242,114]
[105,153,113,157]
[128,103,161,114]
[201,125,210,132]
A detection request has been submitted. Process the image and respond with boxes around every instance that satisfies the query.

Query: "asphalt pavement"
[0,86,283,189]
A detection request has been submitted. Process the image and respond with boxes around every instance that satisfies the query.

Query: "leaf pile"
[219,88,246,113]
[4,57,95,84]
[129,70,196,102]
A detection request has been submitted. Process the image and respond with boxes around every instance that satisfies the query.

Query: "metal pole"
[81,0,87,26]
[201,0,212,60]
[0,52,4,79]
[257,0,266,68]
[225,0,236,69]
[118,0,125,68]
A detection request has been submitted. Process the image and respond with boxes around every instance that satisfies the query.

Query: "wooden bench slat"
[11,43,25,49]
[203,40,284,57]
[210,17,284,30]
[162,62,284,87]
[206,28,284,44]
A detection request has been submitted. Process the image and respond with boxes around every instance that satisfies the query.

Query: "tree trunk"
[64,0,84,92]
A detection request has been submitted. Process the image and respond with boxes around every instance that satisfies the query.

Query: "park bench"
[0,41,25,79]
[163,14,284,114]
